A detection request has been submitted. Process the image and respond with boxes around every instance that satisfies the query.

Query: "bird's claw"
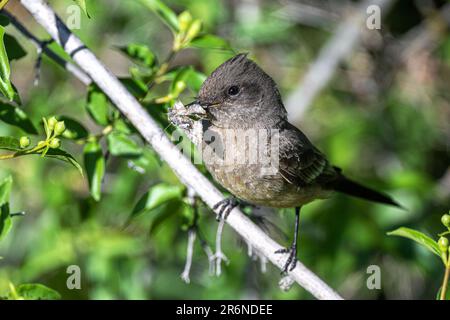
[213,198,239,221]
[275,245,297,273]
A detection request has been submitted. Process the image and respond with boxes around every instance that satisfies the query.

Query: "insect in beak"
[184,100,209,120]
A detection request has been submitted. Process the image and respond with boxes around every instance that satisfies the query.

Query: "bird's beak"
[185,100,208,119]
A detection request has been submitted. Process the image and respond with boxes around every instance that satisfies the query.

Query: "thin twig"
[180,229,196,284]
[19,0,342,300]
[440,260,450,300]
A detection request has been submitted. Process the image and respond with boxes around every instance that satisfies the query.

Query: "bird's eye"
[227,85,240,96]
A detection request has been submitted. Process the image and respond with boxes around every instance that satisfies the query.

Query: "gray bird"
[178,53,400,273]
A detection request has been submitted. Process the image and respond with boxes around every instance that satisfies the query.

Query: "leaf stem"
[0,143,49,160]
[440,259,450,300]
[0,153,16,160]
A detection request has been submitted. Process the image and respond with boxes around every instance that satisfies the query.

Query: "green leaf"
[185,69,206,92]
[0,145,82,174]
[130,183,184,219]
[59,116,88,140]
[86,85,110,126]
[4,34,27,61]
[0,136,20,151]
[113,117,136,135]
[13,284,61,300]
[436,286,450,300]
[44,148,83,176]
[149,199,183,235]
[107,131,142,158]
[139,0,179,32]
[73,0,90,18]
[0,203,11,241]
[0,14,10,27]
[170,66,206,93]
[189,34,233,51]
[0,175,12,241]
[0,100,37,134]
[387,227,441,258]
[119,43,156,68]
[0,175,12,206]
[0,25,19,103]
[83,141,105,201]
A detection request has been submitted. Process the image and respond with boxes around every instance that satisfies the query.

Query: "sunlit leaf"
[0,175,12,206]
[107,131,142,158]
[168,66,206,94]
[0,25,19,103]
[113,117,136,135]
[387,227,441,258]
[130,183,184,219]
[86,85,110,126]
[12,284,61,300]
[0,136,20,151]
[84,141,105,201]
[73,0,90,18]
[149,199,183,235]
[189,34,233,51]
[177,67,206,92]
[436,286,450,300]
[119,43,156,68]
[139,0,179,32]
[0,175,12,241]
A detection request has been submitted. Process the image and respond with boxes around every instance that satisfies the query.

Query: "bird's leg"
[275,206,301,273]
[213,197,239,221]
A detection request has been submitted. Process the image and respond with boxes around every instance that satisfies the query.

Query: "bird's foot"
[275,244,297,273]
[213,197,239,221]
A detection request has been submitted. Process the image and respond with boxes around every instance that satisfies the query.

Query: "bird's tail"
[332,175,402,208]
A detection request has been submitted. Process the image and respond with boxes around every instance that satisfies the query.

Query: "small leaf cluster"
[388,211,450,299]
[3,283,60,300]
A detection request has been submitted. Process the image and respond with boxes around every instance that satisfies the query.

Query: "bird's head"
[187,53,287,128]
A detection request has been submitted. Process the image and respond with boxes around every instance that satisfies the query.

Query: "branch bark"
[285,0,394,123]
[18,0,342,300]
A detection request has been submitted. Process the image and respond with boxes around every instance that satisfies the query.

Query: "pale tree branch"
[18,0,342,300]
[2,10,91,86]
[285,0,394,123]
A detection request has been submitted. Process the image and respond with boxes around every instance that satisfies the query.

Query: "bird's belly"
[208,163,331,208]
[200,125,332,208]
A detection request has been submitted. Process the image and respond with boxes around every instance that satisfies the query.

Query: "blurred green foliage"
[0,0,449,300]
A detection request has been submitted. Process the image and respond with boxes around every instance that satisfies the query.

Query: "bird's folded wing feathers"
[278,126,337,187]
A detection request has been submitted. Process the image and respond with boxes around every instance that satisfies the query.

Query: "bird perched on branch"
[175,53,401,273]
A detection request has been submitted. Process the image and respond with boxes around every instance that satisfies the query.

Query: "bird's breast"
[199,126,331,207]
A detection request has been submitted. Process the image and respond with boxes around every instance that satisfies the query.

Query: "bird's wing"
[278,125,337,187]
